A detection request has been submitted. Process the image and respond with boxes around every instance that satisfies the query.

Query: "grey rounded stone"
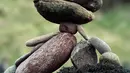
[71,40,97,69]
[89,37,111,54]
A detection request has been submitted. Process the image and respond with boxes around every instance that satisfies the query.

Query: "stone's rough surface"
[71,41,97,69]
[16,33,76,73]
[100,52,121,66]
[57,64,130,73]
[89,37,111,54]
[34,0,94,24]
[59,23,77,34]
[67,0,103,12]
[57,67,79,73]
[4,65,16,73]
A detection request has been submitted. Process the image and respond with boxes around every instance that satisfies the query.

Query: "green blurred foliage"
[0,0,130,71]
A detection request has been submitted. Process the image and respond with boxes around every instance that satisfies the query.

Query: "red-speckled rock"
[16,33,76,73]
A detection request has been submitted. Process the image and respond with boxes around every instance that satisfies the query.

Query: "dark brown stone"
[34,0,94,24]
[67,0,103,12]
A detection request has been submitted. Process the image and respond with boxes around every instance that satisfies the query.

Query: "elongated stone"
[15,43,43,67]
[16,33,76,73]
[26,32,58,47]
[89,37,111,54]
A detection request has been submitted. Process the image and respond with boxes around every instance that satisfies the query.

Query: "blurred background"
[0,0,130,72]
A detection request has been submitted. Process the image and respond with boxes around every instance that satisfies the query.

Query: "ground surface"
[57,63,130,73]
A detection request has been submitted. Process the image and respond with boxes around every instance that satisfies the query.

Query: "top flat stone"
[34,0,94,24]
